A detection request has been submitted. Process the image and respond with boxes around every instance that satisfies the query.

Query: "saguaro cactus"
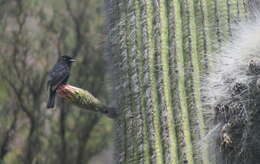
[105,0,249,163]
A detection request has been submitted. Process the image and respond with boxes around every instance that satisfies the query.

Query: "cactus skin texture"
[57,85,118,118]
[102,0,256,163]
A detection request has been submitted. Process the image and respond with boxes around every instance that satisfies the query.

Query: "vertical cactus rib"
[213,0,222,48]
[197,0,213,70]
[227,0,238,27]
[186,0,209,163]
[200,0,218,71]
[217,0,229,41]
[158,0,179,163]
[237,0,247,20]
[226,0,233,35]
[236,0,240,18]
[125,0,142,162]
[134,0,150,163]
[145,0,164,163]
[200,0,212,52]
[106,0,127,162]
[118,0,132,162]
[205,0,220,52]
[140,0,158,163]
[242,0,248,19]
[172,0,194,164]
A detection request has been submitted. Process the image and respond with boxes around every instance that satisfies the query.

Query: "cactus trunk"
[105,0,252,163]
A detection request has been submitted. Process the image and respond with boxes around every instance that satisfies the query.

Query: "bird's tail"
[47,89,56,108]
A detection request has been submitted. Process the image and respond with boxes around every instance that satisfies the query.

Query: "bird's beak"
[70,59,76,62]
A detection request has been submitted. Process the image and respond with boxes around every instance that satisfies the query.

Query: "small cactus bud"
[57,85,118,118]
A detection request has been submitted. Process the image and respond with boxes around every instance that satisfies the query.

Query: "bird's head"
[59,55,76,64]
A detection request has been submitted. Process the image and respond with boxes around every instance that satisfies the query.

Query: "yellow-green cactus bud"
[57,85,118,118]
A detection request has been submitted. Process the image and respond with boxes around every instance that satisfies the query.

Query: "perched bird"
[47,55,75,108]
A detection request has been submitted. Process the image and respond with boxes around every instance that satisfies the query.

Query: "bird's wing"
[47,64,69,89]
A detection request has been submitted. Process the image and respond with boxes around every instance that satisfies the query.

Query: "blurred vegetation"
[0,0,113,164]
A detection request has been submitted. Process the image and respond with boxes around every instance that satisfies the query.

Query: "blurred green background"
[0,0,113,164]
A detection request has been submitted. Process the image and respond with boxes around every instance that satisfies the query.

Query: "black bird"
[47,55,75,108]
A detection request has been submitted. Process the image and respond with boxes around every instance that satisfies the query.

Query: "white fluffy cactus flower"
[206,20,260,107]
[203,18,260,164]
